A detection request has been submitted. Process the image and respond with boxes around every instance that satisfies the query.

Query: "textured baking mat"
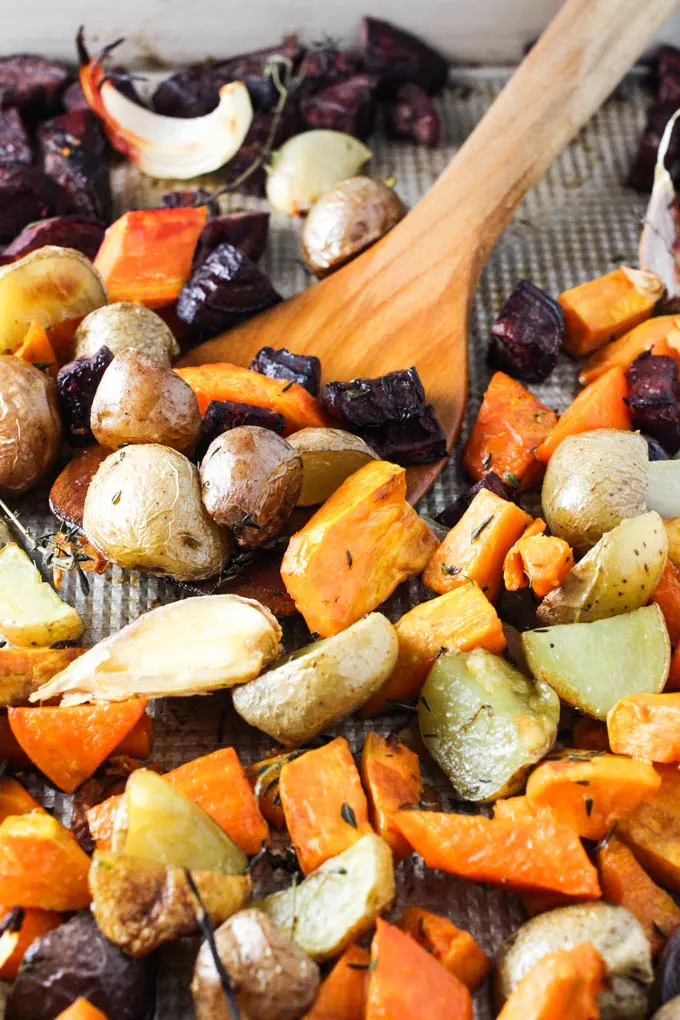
[9,68,652,1018]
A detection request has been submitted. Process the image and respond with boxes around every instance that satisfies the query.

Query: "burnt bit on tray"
[250,346,321,396]
[3,216,105,263]
[193,211,270,266]
[300,74,378,139]
[488,279,564,382]
[627,351,680,455]
[436,471,514,528]
[0,54,71,120]
[384,83,441,148]
[57,346,114,447]
[0,163,73,244]
[197,399,285,459]
[361,16,448,96]
[38,109,112,223]
[0,108,31,165]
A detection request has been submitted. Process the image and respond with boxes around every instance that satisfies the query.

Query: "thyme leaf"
[341,802,358,828]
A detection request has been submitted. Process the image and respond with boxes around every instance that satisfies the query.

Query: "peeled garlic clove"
[78,35,253,180]
[639,108,680,307]
[266,131,373,216]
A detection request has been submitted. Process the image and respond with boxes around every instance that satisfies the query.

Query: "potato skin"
[192,909,319,1020]
[75,301,180,363]
[0,357,61,495]
[83,444,230,581]
[90,349,201,454]
[200,426,302,547]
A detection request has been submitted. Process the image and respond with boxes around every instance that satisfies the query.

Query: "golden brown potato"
[90,349,201,454]
[90,851,252,957]
[300,176,406,277]
[0,356,61,495]
[75,302,180,364]
[287,428,377,505]
[83,444,231,581]
[192,909,320,1020]
[200,426,302,547]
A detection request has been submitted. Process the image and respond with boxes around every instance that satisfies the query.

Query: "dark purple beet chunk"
[644,433,670,461]
[364,404,446,464]
[250,347,321,396]
[658,45,680,105]
[385,84,440,148]
[629,101,680,193]
[3,216,105,262]
[0,55,71,119]
[435,472,514,528]
[198,399,285,458]
[161,188,219,217]
[177,243,282,336]
[300,74,378,139]
[194,211,270,266]
[0,164,73,244]
[323,367,426,428]
[38,109,111,223]
[61,80,89,112]
[298,48,363,94]
[0,108,31,165]
[361,16,448,96]
[488,280,564,382]
[627,352,680,455]
[57,347,113,446]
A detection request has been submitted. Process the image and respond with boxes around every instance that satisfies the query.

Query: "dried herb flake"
[341,802,358,828]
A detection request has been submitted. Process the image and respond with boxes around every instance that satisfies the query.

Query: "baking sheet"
[10,68,652,1018]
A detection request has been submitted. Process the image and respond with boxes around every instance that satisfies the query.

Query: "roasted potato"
[541,430,648,553]
[192,909,320,1020]
[32,594,282,703]
[494,902,654,1020]
[523,604,670,720]
[200,426,302,547]
[0,357,61,495]
[112,770,248,875]
[83,444,231,581]
[418,648,559,801]
[261,833,395,962]
[300,176,407,278]
[537,511,668,625]
[6,911,154,1020]
[90,851,251,956]
[90,349,201,454]
[0,544,83,647]
[74,301,180,363]
[653,1001,680,1020]
[232,613,398,745]
[287,427,378,505]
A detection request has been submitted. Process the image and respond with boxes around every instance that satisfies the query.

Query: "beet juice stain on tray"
[16,71,650,1020]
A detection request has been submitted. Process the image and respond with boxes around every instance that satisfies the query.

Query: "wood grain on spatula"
[179,0,679,504]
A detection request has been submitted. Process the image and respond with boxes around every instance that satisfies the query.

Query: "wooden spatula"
[179,0,679,503]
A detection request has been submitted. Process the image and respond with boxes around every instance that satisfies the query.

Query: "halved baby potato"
[0,544,83,647]
[0,246,107,354]
[287,428,378,506]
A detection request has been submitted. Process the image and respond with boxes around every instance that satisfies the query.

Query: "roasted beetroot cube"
[628,352,680,455]
[194,211,270,266]
[384,83,440,148]
[198,399,285,458]
[659,45,680,104]
[250,347,321,396]
[629,100,680,193]
[0,164,73,244]
[177,243,281,336]
[300,74,378,139]
[38,109,111,223]
[436,471,514,528]
[644,434,670,461]
[299,48,363,94]
[488,280,564,382]
[364,404,447,464]
[62,80,89,112]
[361,16,448,96]
[57,346,113,445]
[0,55,71,119]
[3,216,105,262]
[323,367,426,428]
[0,108,30,165]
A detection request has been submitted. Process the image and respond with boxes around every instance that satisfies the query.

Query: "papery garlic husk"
[639,108,680,309]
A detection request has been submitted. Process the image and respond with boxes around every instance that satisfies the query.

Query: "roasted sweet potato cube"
[558,267,664,357]
[360,733,422,860]
[611,765,680,891]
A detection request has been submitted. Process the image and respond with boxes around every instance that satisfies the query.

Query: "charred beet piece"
[627,352,680,455]
[299,48,363,94]
[3,216,105,262]
[221,105,302,197]
[194,211,270,266]
[62,65,143,113]
[384,83,440,148]
[161,188,219,217]
[38,109,112,223]
[0,55,71,119]
[628,100,680,193]
[251,346,321,395]
[435,471,514,528]
[364,404,447,464]
[57,346,113,446]
[177,243,282,337]
[198,399,285,458]
[644,433,670,461]
[488,280,564,382]
[0,108,31,165]
[323,367,426,427]
[300,74,378,139]
[0,164,72,244]
[361,16,448,96]
[61,80,89,112]
[659,45,680,105]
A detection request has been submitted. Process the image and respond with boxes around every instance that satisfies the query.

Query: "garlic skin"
[266,131,373,216]
[639,108,680,309]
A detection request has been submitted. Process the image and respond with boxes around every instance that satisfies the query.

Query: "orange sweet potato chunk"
[0,777,44,824]
[303,944,369,1020]
[579,314,680,386]
[55,1001,110,1020]
[0,813,91,911]
[14,320,58,376]
[0,906,61,980]
[0,647,86,708]
[497,942,605,1020]
[616,765,680,891]
[397,906,490,990]
[608,694,680,763]
[281,460,438,636]
[462,372,557,489]
[360,732,422,861]
[423,488,531,601]
[558,266,663,357]
[652,560,680,646]
[534,367,631,463]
